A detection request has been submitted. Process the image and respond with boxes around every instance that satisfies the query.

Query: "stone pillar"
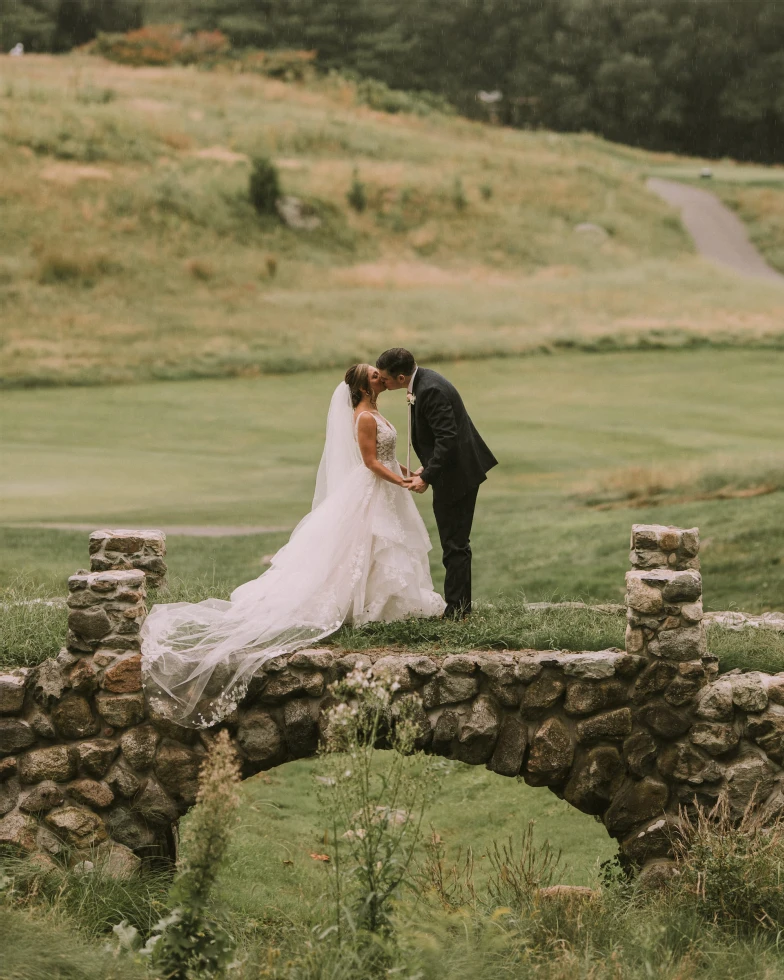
[618,524,713,879]
[625,524,706,668]
[89,529,167,589]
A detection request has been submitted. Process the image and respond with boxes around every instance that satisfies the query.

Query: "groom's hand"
[408,475,429,494]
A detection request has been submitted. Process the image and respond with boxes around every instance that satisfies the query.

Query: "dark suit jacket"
[410,368,498,502]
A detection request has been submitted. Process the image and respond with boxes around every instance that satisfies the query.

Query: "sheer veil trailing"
[141,382,444,727]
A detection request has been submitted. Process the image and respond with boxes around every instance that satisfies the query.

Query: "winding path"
[647,177,784,282]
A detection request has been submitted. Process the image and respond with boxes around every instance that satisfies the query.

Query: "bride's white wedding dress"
[141,382,445,727]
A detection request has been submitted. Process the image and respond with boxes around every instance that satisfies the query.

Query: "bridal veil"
[141,382,444,727]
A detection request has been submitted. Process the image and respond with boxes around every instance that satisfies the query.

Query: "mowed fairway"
[2,348,782,609]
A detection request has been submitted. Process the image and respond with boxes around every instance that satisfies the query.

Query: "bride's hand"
[400,477,415,489]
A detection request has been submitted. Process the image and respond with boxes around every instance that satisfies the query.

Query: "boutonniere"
[406,392,416,406]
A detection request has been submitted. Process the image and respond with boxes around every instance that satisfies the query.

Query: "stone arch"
[1,525,783,880]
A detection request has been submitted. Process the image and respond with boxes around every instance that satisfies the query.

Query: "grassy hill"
[3,55,784,388]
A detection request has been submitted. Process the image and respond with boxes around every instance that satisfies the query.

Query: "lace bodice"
[355,412,397,465]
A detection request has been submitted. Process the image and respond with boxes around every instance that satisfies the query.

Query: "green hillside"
[3,54,784,388]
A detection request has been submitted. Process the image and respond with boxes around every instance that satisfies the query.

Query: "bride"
[141,364,446,727]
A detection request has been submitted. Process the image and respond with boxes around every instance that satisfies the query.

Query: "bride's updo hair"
[345,363,373,408]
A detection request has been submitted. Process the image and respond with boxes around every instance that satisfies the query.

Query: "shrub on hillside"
[347,168,367,213]
[91,24,229,67]
[249,156,282,216]
[237,48,317,81]
[355,78,454,117]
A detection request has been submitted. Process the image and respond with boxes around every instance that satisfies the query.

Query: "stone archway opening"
[1,524,782,882]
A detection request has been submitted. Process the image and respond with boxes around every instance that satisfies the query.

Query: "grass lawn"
[2,349,783,610]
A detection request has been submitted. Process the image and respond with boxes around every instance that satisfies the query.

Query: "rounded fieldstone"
[283,699,318,758]
[95,840,142,880]
[454,696,501,765]
[19,780,64,813]
[661,571,701,603]
[565,679,627,717]
[576,708,633,743]
[730,673,768,713]
[564,745,624,815]
[134,777,179,824]
[19,745,77,784]
[657,741,721,783]
[422,673,479,709]
[236,709,284,765]
[52,692,99,739]
[120,725,160,770]
[45,806,108,849]
[106,806,156,851]
[69,658,99,694]
[689,722,739,757]
[287,649,333,670]
[746,709,784,764]
[103,654,142,694]
[153,741,203,803]
[78,739,119,778]
[520,673,565,711]
[0,673,27,714]
[623,731,658,777]
[0,719,36,756]
[626,577,663,614]
[488,716,527,777]
[514,660,543,684]
[432,709,460,751]
[0,812,39,852]
[106,761,141,798]
[525,717,574,787]
[95,692,146,728]
[604,777,669,836]
[67,778,115,808]
[695,680,734,722]
[0,778,19,816]
[639,703,691,739]
[67,607,112,641]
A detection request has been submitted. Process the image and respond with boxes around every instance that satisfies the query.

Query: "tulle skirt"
[141,462,445,727]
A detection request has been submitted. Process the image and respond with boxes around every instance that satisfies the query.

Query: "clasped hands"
[401,467,428,494]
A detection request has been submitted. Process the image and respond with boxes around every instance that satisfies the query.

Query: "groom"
[377,348,497,619]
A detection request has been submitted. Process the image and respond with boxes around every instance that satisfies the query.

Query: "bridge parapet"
[0,524,781,883]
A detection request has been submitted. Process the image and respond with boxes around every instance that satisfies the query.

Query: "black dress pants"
[432,485,479,617]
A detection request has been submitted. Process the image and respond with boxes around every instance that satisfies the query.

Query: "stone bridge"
[2,524,783,881]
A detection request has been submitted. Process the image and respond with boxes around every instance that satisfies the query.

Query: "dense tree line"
[4,0,784,162]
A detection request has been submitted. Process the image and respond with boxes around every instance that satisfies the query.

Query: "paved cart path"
[647,177,784,282]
